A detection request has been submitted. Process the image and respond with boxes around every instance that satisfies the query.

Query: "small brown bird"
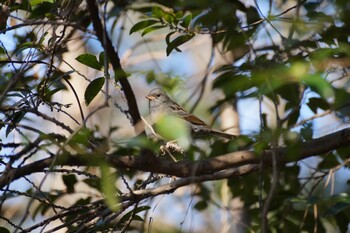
[146,88,238,140]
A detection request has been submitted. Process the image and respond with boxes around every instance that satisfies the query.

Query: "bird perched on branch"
[146,88,238,140]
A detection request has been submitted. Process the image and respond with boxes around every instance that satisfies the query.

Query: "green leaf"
[27,2,52,19]
[141,25,167,36]
[152,6,164,19]
[166,34,194,56]
[175,11,184,19]
[333,88,350,119]
[287,109,300,127]
[69,127,92,145]
[100,163,119,212]
[307,97,330,113]
[301,74,334,99]
[15,41,43,55]
[318,153,340,170]
[180,13,192,28]
[0,227,10,233]
[276,83,300,106]
[165,31,176,45]
[64,197,91,225]
[323,202,350,216]
[213,73,252,98]
[194,200,208,211]
[29,0,53,6]
[125,135,161,151]
[84,77,105,105]
[99,51,105,67]
[5,111,26,137]
[163,11,176,24]
[83,178,100,191]
[114,68,128,82]
[119,206,151,225]
[76,53,103,71]
[129,19,160,34]
[154,114,190,149]
[67,129,100,154]
[300,123,313,140]
[0,46,5,54]
[62,174,77,193]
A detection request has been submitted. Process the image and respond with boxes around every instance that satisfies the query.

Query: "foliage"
[1,0,350,232]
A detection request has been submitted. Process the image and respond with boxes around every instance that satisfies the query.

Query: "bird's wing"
[169,103,208,126]
[182,114,207,126]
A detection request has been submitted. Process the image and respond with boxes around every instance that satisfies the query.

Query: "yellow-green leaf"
[100,163,119,212]
[154,115,190,149]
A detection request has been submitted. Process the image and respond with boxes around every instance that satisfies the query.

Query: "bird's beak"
[145,95,155,100]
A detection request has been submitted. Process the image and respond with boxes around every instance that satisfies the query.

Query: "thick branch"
[121,164,258,202]
[86,0,143,133]
[1,128,349,189]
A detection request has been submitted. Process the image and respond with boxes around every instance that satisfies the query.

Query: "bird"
[145,88,238,140]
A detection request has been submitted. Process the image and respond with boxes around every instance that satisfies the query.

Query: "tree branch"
[86,0,143,134]
[1,128,349,189]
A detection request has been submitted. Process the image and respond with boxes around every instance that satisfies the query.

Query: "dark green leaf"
[165,31,177,46]
[114,68,129,82]
[41,194,60,215]
[62,174,78,193]
[287,109,300,127]
[300,123,313,140]
[276,83,300,105]
[84,77,105,105]
[318,153,340,170]
[76,53,103,71]
[15,41,43,55]
[0,46,5,54]
[42,86,65,102]
[246,6,260,25]
[28,2,52,19]
[5,111,26,137]
[64,197,92,225]
[99,51,105,67]
[336,148,350,160]
[213,73,252,98]
[333,88,350,120]
[119,206,150,225]
[307,97,330,113]
[129,19,160,34]
[323,202,350,216]
[0,227,10,233]
[83,178,100,191]
[166,34,194,56]
[194,200,208,211]
[73,197,92,206]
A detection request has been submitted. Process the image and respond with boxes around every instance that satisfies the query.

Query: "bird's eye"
[156,94,161,97]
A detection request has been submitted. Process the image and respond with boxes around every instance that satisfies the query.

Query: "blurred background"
[1,0,350,232]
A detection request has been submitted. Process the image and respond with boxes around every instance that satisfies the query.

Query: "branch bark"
[86,0,143,134]
[1,128,349,189]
